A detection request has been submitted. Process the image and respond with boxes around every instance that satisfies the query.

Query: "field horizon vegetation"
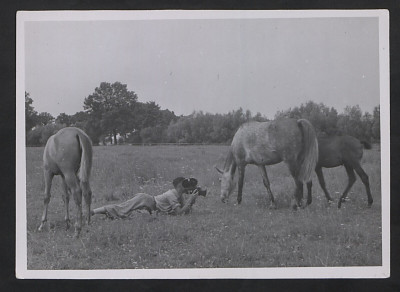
[25,144,382,270]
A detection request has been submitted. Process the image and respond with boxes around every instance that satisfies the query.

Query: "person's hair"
[173,177,186,188]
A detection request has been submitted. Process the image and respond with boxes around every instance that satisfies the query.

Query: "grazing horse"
[306,135,373,208]
[38,127,93,237]
[215,118,318,209]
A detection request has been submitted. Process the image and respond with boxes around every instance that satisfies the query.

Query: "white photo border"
[16,9,390,279]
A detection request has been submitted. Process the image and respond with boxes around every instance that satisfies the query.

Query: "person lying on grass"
[91,177,206,218]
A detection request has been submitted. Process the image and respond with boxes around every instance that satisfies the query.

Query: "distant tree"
[140,126,164,143]
[135,101,162,129]
[159,108,178,127]
[275,101,338,135]
[84,82,138,144]
[166,116,193,143]
[209,114,231,143]
[362,112,373,141]
[372,106,380,141]
[252,112,269,122]
[81,116,102,145]
[337,105,364,139]
[166,108,252,144]
[56,113,73,126]
[36,112,55,126]
[25,92,38,132]
[26,123,64,146]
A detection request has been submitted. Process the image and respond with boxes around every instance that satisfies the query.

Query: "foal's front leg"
[315,167,333,203]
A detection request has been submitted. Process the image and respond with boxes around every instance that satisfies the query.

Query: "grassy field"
[25,145,382,270]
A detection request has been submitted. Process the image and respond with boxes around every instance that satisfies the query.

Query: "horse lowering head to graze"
[306,135,373,208]
[38,127,93,238]
[215,118,318,209]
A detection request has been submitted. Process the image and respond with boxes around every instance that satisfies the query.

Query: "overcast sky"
[24,15,380,119]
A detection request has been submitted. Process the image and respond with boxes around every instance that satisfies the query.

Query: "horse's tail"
[76,132,93,183]
[296,119,319,183]
[360,140,372,150]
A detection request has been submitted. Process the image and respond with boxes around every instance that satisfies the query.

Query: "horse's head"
[215,166,235,203]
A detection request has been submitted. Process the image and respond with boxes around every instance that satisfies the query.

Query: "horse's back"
[318,135,363,167]
[44,127,91,175]
[231,119,302,165]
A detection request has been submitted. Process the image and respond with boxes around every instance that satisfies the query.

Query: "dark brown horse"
[306,135,373,208]
[38,127,93,237]
[215,118,318,209]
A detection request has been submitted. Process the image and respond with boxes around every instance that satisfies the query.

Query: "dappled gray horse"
[216,118,318,209]
[38,127,93,237]
[306,135,373,208]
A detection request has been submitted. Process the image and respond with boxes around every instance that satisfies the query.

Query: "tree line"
[25,81,380,146]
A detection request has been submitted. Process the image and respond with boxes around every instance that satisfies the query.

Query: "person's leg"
[91,206,107,216]
[92,193,156,218]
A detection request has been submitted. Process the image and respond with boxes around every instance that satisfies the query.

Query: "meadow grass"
[25,145,382,269]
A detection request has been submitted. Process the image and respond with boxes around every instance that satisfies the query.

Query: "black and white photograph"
[16,10,390,279]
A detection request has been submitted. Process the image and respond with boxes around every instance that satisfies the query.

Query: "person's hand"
[191,188,199,197]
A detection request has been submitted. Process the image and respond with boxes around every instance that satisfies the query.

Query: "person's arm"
[173,190,199,215]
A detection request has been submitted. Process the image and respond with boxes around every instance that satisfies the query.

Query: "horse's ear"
[215,166,223,174]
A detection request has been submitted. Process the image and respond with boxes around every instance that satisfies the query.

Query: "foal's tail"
[76,132,93,183]
[296,119,319,183]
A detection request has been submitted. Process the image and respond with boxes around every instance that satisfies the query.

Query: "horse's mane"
[223,147,236,172]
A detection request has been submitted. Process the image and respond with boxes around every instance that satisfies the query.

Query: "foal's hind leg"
[258,165,276,209]
[354,163,373,207]
[338,164,356,208]
[39,170,54,231]
[315,167,333,203]
[65,173,83,237]
[61,177,71,230]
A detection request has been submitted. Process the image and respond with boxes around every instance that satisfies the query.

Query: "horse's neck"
[224,148,237,176]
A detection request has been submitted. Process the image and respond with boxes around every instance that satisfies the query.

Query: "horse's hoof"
[38,223,45,232]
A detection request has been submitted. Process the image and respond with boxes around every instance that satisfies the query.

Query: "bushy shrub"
[26,124,65,146]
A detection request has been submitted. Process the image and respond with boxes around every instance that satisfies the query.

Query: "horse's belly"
[246,150,281,165]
